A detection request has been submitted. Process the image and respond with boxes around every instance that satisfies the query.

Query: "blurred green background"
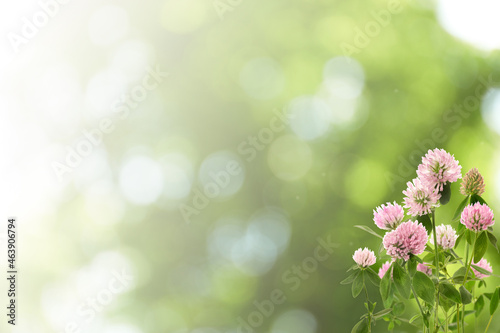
[2,0,500,332]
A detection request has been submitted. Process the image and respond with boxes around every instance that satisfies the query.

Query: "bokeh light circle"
[438,0,500,51]
[481,88,500,136]
[198,151,245,199]
[323,56,365,99]
[288,96,332,140]
[119,155,164,205]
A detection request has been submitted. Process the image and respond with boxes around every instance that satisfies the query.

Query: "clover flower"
[383,221,428,261]
[403,178,440,216]
[417,148,462,192]
[373,201,404,230]
[460,202,495,232]
[352,248,376,268]
[431,224,458,250]
[461,168,485,196]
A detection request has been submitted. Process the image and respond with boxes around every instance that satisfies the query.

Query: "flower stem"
[445,310,449,333]
[461,233,476,330]
[364,285,372,333]
[462,233,476,286]
[431,209,440,331]
[474,286,477,333]
[410,282,426,332]
[485,315,493,333]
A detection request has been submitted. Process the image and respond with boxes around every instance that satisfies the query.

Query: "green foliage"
[352,270,365,298]
[471,264,493,277]
[408,256,418,277]
[470,194,488,205]
[440,282,462,304]
[474,231,488,262]
[354,225,383,239]
[393,264,411,299]
[412,271,435,305]
[475,295,485,317]
[439,182,451,205]
[490,287,500,316]
[380,266,393,308]
[352,318,369,333]
[365,268,381,287]
[341,270,360,285]
[459,286,472,305]
[453,196,470,221]
[419,214,433,235]
[487,231,499,252]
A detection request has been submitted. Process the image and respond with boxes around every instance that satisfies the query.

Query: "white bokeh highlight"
[119,155,164,205]
[438,0,500,51]
[481,88,500,136]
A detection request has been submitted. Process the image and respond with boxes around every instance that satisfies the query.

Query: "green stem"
[485,315,493,333]
[364,285,372,333]
[411,283,426,318]
[445,310,449,333]
[461,233,476,331]
[431,209,440,331]
[462,233,477,286]
[457,304,460,333]
[408,262,427,332]
[474,286,477,333]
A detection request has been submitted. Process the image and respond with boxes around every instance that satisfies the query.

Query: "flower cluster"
[403,178,440,216]
[431,224,458,250]
[417,148,462,192]
[373,201,404,230]
[346,149,497,333]
[460,202,495,232]
[352,248,376,268]
[383,221,428,261]
[460,168,485,196]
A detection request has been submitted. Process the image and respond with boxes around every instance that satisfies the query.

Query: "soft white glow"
[85,68,128,119]
[26,63,82,135]
[119,155,164,205]
[323,57,364,99]
[198,151,245,199]
[88,5,129,46]
[289,96,332,140]
[437,0,500,51]
[84,180,125,226]
[111,40,155,83]
[248,208,291,254]
[161,153,193,200]
[208,215,282,276]
[481,88,500,136]
[102,323,143,333]
[230,226,278,276]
